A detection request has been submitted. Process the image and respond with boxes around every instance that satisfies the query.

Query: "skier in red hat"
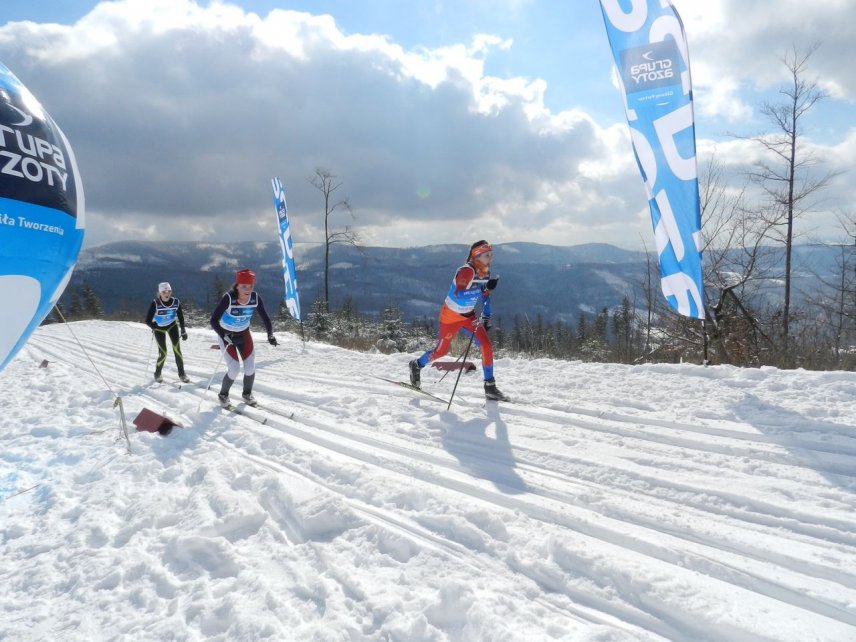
[209,268,278,407]
[409,240,508,401]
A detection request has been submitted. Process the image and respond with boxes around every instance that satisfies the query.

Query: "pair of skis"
[218,397,295,422]
[219,400,268,424]
[374,375,450,403]
[374,376,512,404]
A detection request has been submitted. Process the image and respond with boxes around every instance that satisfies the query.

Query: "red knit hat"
[236,269,255,286]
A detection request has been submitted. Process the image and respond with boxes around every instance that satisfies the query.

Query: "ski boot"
[484,378,509,401]
[179,374,191,383]
[218,375,234,406]
[409,359,422,388]
[154,372,163,383]
[242,374,258,406]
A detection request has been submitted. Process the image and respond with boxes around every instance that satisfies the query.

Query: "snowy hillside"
[2,321,856,641]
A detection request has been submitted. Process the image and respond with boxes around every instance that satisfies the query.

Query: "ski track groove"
[166,385,856,629]
[210,434,670,641]
[256,391,856,571]
[27,328,856,634]
[35,331,856,466]
[33,332,856,542]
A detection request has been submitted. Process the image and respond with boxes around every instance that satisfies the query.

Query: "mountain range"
[68,241,647,324]
[67,240,845,325]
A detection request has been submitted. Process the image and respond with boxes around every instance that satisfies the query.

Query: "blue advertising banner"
[600,1,705,319]
[0,62,85,370]
[271,177,301,321]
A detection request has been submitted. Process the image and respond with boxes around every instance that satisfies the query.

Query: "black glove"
[268,334,278,346]
[485,276,499,291]
[180,330,188,341]
[482,316,492,331]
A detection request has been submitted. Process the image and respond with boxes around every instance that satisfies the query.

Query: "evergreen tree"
[580,308,610,362]
[68,289,83,320]
[611,297,636,363]
[306,299,333,339]
[213,276,227,303]
[81,283,103,318]
[576,312,589,345]
[377,304,407,352]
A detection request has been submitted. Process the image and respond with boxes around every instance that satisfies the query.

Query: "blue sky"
[1,0,854,249]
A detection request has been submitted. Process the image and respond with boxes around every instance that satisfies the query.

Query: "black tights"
[154,325,185,377]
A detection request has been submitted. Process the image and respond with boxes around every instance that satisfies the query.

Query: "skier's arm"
[145,301,157,329]
[453,265,476,294]
[481,294,492,319]
[255,296,274,336]
[209,295,229,339]
[177,302,186,331]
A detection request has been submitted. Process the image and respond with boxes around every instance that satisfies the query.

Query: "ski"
[218,400,268,424]
[252,403,295,420]
[373,375,450,404]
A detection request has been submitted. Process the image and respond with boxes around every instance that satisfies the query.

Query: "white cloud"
[1,0,853,251]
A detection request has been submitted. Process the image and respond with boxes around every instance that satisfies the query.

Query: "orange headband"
[470,244,493,260]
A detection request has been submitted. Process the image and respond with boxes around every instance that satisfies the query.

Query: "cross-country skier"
[145,282,190,383]
[209,268,277,407]
[409,240,508,401]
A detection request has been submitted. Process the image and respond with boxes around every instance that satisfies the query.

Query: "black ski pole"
[437,340,470,384]
[447,316,482,410]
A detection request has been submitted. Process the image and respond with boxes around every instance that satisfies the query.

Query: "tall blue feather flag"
[271,177,301,321]
[600,0,705,318]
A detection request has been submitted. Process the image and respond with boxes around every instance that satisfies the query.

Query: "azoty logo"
[620,39,681,93]
[0,114,70,191]
[0,91,76,212]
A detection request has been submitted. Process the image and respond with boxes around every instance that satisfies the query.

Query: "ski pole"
[143,330,154,380]
[197,344,226,412]
[437,339,470,384]
[447,316,482,410]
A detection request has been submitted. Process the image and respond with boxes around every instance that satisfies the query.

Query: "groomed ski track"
[13,320,856,642]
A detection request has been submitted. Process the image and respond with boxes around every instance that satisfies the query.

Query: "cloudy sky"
[2,0,854,250]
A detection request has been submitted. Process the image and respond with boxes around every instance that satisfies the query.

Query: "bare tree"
[807,212,856,367]
[643,157,778,365]
[309,167,358,311]
[634,235,656,360]
[698,157,777,365]
[741,44,840,363]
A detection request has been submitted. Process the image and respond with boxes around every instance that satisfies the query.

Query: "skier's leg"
[419,318,466,366]
[153,330,168,380]
[218,349,240,401]
[237,335,258,404]
[473,326,505,399]
[168,325,185,376]
[410,322,454,387]
[472,325,493,380]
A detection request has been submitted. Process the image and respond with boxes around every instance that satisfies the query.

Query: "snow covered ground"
[2,320,856,642]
